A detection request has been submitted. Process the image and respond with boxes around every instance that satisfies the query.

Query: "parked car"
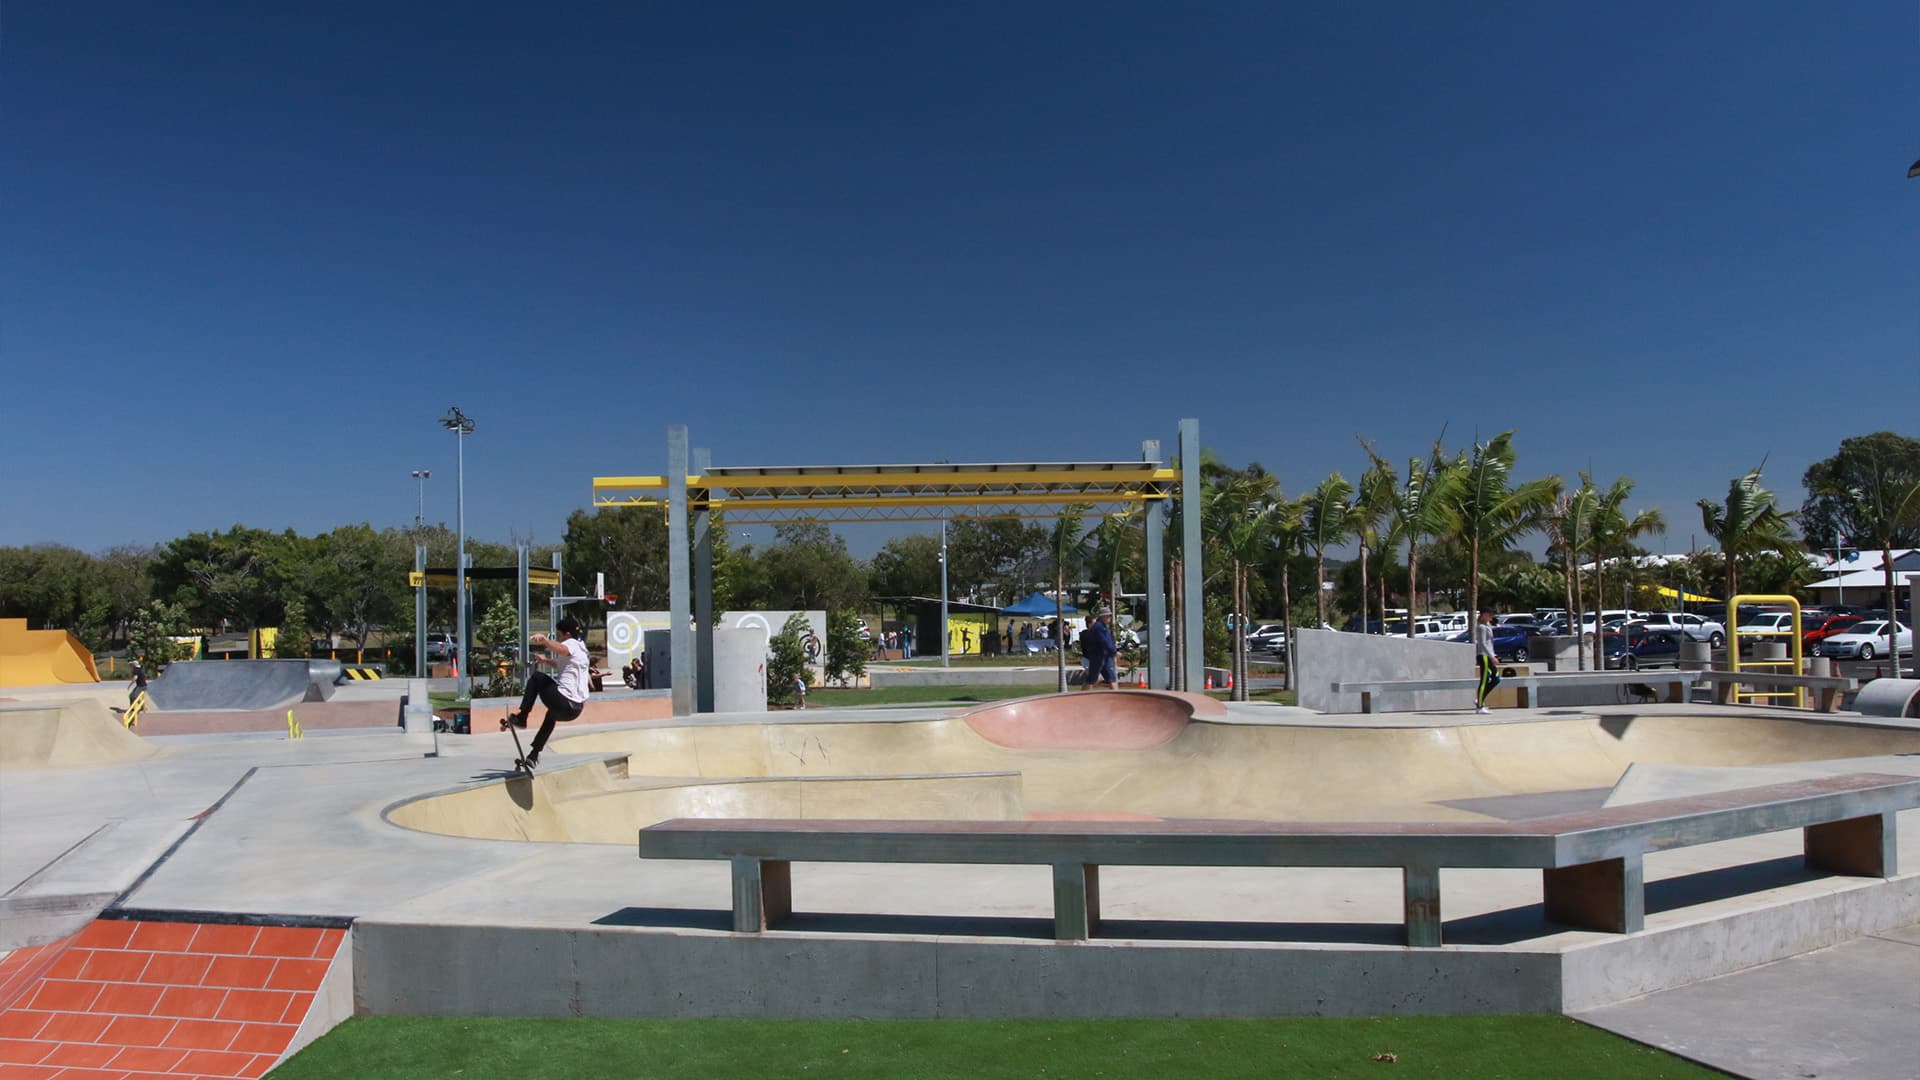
[1802,615,1864,649]
[1735,611,1801,637]
[1245,624,1287,652]
[1601,627,1686,669]
[1635,611,1726,648]
[1447,624,1531,661]
[1412,619,1457,640]
[425,633,453,660]
[1812,621,1913,661]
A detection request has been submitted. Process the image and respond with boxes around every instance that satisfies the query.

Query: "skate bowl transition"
[144,657,341,711]
[386,691,1920,844]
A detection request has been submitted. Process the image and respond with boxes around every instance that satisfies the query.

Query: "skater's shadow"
[470,770,537,809]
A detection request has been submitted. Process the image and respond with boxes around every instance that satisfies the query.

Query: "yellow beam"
[592,468,1178,495]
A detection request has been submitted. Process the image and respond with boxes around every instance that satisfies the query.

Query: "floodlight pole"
[410,469,431,531]
[440,407,474,701]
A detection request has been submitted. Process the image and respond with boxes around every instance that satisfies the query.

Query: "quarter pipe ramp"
[145,659,340,711]
[0,618,99,688]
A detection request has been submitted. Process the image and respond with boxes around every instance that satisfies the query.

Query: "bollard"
[1804,656,1832,678]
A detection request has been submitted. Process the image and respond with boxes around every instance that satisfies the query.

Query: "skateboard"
[503,711,533,772]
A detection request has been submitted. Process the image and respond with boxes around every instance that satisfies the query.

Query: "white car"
[1637,611,1726,648]
[1245,624,1287,653]
[1736,612,1800,637]
[1412,619,1457,640]
[1813,621,1913,661]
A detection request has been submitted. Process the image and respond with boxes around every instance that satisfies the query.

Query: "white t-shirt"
[554,638,591,703]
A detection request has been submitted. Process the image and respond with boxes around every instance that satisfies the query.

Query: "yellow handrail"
[1728,594,1804,708]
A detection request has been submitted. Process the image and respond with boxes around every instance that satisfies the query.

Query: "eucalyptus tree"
[1698,467,1799,607]
[1366,441,1465,637]
[1446,431,1558,618]
[1302,474,1356,628]
[1802,433,1920,677]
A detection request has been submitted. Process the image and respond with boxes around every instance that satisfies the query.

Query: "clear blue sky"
[4,2,1915,558]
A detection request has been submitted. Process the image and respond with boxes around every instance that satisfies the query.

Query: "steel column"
[668,426,694,717]
[413,545,427,676]
[1143,439,1167,689]
[1179,419,1202,691]
[694,447,715,714]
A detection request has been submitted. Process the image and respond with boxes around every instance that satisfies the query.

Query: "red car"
[1803,615,1863,648]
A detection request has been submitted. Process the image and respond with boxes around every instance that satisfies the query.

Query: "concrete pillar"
[1143,439,1167,690]
[1679,640,1710,670]
[1805,655,1832,677]
[712,626,769,713]
[1178,419,1203,690]
[694,448,715,714]
[668,426,694,717]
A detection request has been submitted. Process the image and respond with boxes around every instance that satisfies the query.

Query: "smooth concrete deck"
[2,686,1919,1073]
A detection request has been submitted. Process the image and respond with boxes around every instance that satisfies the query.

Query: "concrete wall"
[352,919,1564,1019]
[711,627,767,713]
[1295,628,1474,713]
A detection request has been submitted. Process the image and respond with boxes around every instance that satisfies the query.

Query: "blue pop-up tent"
[999,592,1076,617]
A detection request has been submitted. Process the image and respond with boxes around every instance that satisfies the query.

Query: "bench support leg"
[1806,813,1895,877]
[1360,690,1373,714]
[1052,863,1099,940]
[1402,863,1442,947]
[731,857,791,933]
[1815,687,1842,713]
[1544,854,1643,933]
[1664,680,1686,704]
[1515,686,1531,709]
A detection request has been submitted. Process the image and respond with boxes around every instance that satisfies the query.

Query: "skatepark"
[4,662,1920,1079]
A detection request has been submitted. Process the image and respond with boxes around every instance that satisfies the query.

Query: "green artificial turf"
[271,1016,1714,1079]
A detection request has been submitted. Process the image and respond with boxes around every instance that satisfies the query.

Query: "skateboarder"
[505,616,591,769]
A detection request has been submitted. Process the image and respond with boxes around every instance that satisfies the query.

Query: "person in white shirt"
[1473,609,1501,715]
[506,616,591,769]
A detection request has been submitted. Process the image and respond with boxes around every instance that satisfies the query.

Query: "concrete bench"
[637,773,1918,947]
[1330,670,1699,713]
[1693,670,1859,713]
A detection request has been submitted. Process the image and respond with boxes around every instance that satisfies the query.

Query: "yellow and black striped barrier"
[340,667,384,681]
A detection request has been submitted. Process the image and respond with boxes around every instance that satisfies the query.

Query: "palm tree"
[1048,505,1089,692]
[1205,474,1280,700]
[1446,431,1558,618]
[1303,474,1356,628]
[1588,474,1665,643]
[1267,495,1308,685]
[1698,468,1798,609]
[1353,455,1397,636]
[1544,479,1598,668]
[1367,442,1465,637]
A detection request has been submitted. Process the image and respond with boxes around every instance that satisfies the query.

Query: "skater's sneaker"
[523,754,539,770]
[503,710,528,730]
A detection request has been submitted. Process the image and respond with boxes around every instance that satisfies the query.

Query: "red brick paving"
[0,918,344,1079]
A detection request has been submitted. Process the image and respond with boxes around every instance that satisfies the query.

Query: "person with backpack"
[1078,610,1118,690]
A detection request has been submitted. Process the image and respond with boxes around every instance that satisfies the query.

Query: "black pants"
[1476,655,1501,706]
[518,671,582,757]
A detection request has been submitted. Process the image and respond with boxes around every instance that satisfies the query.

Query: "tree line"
[4,431,1914,685]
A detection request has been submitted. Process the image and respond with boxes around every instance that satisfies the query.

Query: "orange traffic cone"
[1204,674,1214,690]
[1226,672,1235,690]
[1136,669,1147,688]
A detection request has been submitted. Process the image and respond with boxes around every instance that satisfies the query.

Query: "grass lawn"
[808,684,1048,707]
[271,1015,1714,1079]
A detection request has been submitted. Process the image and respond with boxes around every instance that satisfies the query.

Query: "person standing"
[1078,610,1118,690]
[901,625,913,659]
[128,659,147,705]
[505,616,591,770]
[1474,609,1501,714]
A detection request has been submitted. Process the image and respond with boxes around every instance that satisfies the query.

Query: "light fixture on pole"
[410,470,431,530]
[439,407,475,700]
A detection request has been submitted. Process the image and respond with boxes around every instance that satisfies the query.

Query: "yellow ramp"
[0,618,101,687]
